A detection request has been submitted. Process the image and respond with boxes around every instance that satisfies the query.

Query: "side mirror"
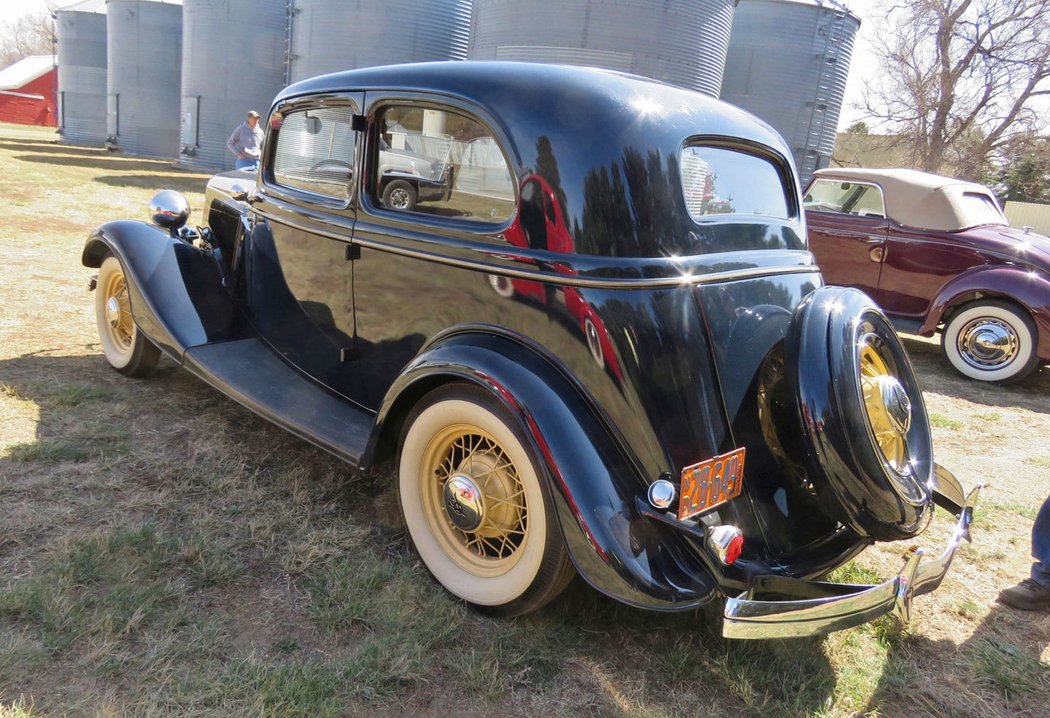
[149,190,191,231]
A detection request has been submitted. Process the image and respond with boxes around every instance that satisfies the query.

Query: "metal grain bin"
[56,0,108,146]
[180,0,289,171]
[289,0,471,83]
[720,0,860,185]
[468,0,735,97]
[106,0,183,158]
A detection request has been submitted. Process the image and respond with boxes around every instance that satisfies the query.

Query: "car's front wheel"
[941,300,1039,383]
[94,255,161,377]
[397,383,574,616]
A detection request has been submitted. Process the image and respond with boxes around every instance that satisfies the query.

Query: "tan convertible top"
[811,167,1007,231]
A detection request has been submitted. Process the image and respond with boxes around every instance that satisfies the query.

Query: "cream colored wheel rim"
[400,397,546,606]
[421,427,528,575]
[95,257,136,368]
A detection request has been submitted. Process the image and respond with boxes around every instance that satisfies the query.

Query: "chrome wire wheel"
[398,384,573,615]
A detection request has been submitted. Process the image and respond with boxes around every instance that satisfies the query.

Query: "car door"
[349,99,519,410]
[803,179,888,298]
[246,95,368,405]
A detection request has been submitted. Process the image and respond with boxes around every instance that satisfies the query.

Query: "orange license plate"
[678,448,746,521]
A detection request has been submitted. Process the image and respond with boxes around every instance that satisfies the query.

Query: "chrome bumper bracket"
[723,484,982,639]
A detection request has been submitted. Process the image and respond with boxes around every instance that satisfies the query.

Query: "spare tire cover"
[786,286,933,540]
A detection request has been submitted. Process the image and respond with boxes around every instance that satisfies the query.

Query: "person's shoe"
[998,579,1050,611]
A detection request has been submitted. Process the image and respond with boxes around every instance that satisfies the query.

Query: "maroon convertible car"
[805,167,1050,383]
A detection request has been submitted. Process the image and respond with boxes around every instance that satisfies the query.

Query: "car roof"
[812,167,1004,231]
[276,61,793,168]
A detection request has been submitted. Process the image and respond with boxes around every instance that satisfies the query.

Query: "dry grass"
[0,122,1048,717]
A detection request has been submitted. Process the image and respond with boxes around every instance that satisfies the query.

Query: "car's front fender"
[920,265,1050,359]
[366,329,720,610]
[83,220,247,360]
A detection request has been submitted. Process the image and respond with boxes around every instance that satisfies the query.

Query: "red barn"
[0,55,58,127]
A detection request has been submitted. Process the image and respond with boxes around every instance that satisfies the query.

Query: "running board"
[183,339,372,466]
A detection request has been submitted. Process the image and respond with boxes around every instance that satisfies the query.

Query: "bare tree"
[863,0,1050,179]
[0,11,55,69]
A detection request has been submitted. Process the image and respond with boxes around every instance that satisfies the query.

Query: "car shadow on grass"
[858,603,1049,717]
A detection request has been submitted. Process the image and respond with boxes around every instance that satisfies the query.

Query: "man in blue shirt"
[227,110,264,171]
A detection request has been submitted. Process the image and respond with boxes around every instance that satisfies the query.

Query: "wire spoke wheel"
[94,255,161,377]
[398,384,573,615]
[858,335,910,473]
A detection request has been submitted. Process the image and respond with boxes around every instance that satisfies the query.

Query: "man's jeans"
[1032,495,1050,588]
[235,157,258,171]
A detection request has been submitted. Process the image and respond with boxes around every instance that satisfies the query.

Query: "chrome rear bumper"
[723,479,980,640]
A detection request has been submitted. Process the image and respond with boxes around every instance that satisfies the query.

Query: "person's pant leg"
[235,157,256,170]
[1031,495,1050,588]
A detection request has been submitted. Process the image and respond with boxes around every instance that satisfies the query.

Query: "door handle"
[864,237,884,244]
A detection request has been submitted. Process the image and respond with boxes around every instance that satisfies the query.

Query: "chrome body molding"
[722,476,981,639]
[250,206,819,290]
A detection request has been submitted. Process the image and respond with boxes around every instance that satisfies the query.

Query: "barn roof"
[0,56,55,91]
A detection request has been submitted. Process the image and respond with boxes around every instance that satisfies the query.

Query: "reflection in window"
[373,106,515,222]
[273,106,356,200]
[680,146,790,221]
[803,179,885,218]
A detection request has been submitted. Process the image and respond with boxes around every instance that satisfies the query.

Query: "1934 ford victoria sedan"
[82,62,980,638]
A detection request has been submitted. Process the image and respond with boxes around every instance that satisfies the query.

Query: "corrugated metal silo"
[105,0,183,158]
[720,0,860,184]
[56,0,108,146]
[289,0,471,83]
[468,0,736,97]
[180,0,289,171]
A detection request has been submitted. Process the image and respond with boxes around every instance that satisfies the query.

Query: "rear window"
[959,191,1007,227]
[680,146,791,221]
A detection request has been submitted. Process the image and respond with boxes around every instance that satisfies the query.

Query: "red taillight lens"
[725,533,744,565]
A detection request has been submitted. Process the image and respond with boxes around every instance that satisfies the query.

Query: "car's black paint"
[83,221,251,360]
[85,62,942,613]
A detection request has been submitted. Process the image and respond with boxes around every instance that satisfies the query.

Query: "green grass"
[1023,456,1050,469]
[7,431,128,463]
[967,637,1049,700]
[929,412,964,430]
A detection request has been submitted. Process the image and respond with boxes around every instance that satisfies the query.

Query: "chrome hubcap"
[958,318,1018,368]
[443,474,485,531]
[390,188,410,207]
[879,375,912,435]
[105,296,122,328]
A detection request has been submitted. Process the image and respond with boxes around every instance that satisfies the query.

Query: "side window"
[804,179,885,218]
[371,105,515,222]
[272,106,356,201]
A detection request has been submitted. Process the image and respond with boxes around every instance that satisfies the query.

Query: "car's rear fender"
[82,220,248,361]
[364,328,722,610]
[920,266,1050,359]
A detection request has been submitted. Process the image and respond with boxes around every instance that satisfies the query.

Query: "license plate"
[678,447,746,521]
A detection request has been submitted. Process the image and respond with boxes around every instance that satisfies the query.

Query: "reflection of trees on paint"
[577,147,804,257]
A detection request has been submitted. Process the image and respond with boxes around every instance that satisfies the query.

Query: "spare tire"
[785,286,933,540]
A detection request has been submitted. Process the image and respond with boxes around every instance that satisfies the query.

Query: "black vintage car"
[84,62,979,638]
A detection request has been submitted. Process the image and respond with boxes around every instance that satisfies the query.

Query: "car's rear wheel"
[382,179,417,211]
[397,383,574,616]
[786,286,932,540]
[941,300,1039,383]
[95,255,161,377]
